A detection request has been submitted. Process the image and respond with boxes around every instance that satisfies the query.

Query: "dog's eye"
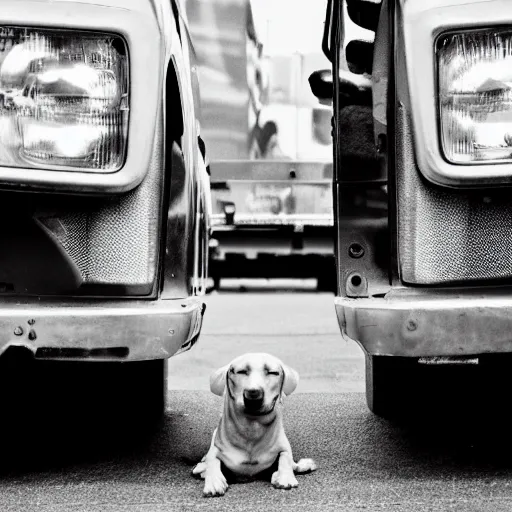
[267,371,280,376]
[236,369,248,375]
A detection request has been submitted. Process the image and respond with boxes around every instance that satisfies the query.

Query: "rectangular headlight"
[0,27,128,172]
[438,29,512,164]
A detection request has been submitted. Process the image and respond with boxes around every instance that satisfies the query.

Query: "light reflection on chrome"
[0,27,128,171]
[439,30,512,163]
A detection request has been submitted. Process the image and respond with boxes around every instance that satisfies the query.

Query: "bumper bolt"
[406,320,417,331]
[14,326,23,336]
[348,243,365,259]
[168,329,175,335]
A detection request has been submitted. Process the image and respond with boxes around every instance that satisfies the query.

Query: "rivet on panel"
[406,320,417,332]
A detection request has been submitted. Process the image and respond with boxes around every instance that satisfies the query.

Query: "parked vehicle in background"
[314,0,512,418]
[208,0,336,291]
[209,159,334,290]
[0,0,210,424]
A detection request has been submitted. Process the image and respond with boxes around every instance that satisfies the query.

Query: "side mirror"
[308,69,333,103]
[346,0,382,32]
[310,69,373,107]
[346,40,374,75]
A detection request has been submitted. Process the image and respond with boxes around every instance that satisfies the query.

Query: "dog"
[192,353,317,497]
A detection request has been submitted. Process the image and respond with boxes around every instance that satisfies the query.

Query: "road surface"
[1,392,512,512]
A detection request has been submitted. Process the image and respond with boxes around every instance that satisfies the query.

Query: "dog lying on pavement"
[192,353,317,497]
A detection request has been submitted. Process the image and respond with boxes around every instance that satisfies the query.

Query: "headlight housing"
[438,29,512,164]
[0,0,160,194]
[401,0,512,187]
[0,27,129,172]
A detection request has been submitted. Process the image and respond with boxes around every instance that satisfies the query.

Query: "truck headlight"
[438,29,512,164]
[400,0,512,186]
[0,27,128,172]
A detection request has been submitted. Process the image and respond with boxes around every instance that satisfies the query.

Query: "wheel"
[365,354,418,419]
[206,268,221,293]
[316,257,337,292]
[0,353,167,460]
[100,359,168,427]
[36,358,168,429]
[317,273,335,292]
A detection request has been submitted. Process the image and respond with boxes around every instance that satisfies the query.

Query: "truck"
[0,0,210,425]
[313,0,512,417]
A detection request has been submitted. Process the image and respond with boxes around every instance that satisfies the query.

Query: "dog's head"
[209,353,299,417]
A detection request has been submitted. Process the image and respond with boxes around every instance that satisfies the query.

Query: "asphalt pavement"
[2,390,512,512]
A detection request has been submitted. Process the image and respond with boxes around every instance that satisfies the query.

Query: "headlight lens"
[0,27,128,172]
[438,29,512,164]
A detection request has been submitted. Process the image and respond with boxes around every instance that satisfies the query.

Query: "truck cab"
[0,0,210,424]
[313,0,512,417]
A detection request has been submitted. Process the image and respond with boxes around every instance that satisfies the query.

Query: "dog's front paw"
[295,458,317,473]
[271,471,298,490]
[203,473,228,497]
[192,461,207,479]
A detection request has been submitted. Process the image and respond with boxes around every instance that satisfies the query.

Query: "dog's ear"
[210,364,230,396]
[281,364,299,396]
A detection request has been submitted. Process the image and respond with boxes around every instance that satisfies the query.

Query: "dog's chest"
[215,410,284,477]
[220,442,279,476]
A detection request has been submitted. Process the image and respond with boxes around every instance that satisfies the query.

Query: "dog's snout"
[243,388,264,412]
[243,388,264,401]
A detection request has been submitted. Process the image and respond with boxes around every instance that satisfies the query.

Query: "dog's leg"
[203,448,228,497]
[293,458,317,474]
[199,430,228,497]
[191,456,207,479]
[271,451,299,489]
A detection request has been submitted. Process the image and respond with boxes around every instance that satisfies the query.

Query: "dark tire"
[365,354,418,419]
[317,273,335,292]
[0,353,167,464]
[316,256,336,292]
[206,268,221,293]
[35,358,168,430]
[112,359,167,425]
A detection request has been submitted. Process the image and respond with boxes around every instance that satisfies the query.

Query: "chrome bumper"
[0,297,205,361]
[335,288,512,357]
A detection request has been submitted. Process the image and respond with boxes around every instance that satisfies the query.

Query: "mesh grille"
[397,103,512,284]
[37,213,91,279]
[35,112,163,288]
